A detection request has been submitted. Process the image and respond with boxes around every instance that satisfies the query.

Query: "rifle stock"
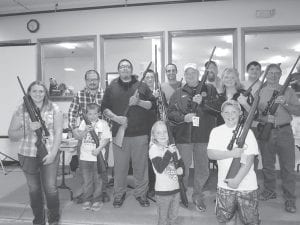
[113,61,152,148]
[17,76,48,161]
[82,113,107,174]
[225,69,268,179]
[258,56,300,141]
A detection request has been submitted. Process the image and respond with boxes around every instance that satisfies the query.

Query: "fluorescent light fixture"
[215,48,230,57]
[58,43,78,49]
[64,68,75,72]
[293,44,300,52]
[259,55,288,64]
[222,35,233,44]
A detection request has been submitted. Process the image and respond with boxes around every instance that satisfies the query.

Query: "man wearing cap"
[168,63,220,212]
[161,63,182,104]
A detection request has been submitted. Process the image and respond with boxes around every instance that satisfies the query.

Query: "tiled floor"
[0,164,300,225]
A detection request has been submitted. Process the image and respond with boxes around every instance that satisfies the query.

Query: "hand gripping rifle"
[258,55,300,141]
[114,62,152,148]
[17,76,48,162]
[82,113,107,174]
[225,69,268,179]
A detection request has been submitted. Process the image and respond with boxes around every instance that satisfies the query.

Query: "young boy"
[76,103,111,211]
[207,100,260,225]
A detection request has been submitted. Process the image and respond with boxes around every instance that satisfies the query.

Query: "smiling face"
[86,108,99,122]
[85,71,100,91]
[118,60,133,82]
[221,103,241,128]
[144,71,155,89]
[165,64,177,81]
[184,67,199,87]
[266,65,281,86]
[152,122,169,146]
[247,64,261,80]
[222,70,238,88]
[29,84,46,105]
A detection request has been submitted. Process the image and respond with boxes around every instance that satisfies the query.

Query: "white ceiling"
[0,0,216,15]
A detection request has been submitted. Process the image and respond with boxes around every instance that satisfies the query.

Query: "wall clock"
[27,19,40,33]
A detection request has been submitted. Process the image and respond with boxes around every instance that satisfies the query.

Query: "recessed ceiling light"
[58,43,78,49]
[64,68,75,72]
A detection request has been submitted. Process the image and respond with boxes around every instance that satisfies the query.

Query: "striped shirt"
[16,103,59,157]
[68,88,104,129]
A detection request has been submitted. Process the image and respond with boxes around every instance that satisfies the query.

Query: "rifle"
[17,76,48,162]
[258,56,300,141]
[153,55,188,207]
[81,113,107,174]
[225,69,268,179]
[114,61,152,147]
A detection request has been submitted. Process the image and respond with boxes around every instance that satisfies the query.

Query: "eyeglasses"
[119,65,132,69]
[166,69,176,73]
[267,71,281,76]
[86,78,99,82]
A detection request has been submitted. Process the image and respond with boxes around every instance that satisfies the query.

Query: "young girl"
[149,121,184,225]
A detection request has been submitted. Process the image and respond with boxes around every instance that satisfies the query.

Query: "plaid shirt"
[68,88,104,130]
[17,103,58,157]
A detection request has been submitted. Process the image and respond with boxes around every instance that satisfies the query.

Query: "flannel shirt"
[68,88,104,130]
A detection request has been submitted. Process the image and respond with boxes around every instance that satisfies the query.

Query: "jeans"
[80,160,103,202]
[20,154,60,225]
[113,135,149,198]
[156,193,180,225]
[176,143,209,202]
[260,125,296,200]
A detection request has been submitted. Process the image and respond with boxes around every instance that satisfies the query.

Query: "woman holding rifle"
[217,68,253,125]
[8,81,63,225]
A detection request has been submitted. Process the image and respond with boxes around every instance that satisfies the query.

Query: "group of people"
[7,57,300,225]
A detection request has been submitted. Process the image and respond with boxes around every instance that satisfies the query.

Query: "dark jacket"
[101,76,156,137]
[167,83,220,144]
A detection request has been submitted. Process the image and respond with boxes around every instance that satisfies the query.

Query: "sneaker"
[258,189,277,201]
[136,196,150,207]
[193,199,206,212]
[113,193,126,208]
[82,201,92,210]
[101,192,110,203]
[91,201,103,211]
[285,200,296,213]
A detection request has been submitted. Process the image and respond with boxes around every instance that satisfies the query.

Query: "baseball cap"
[184,63,198,72]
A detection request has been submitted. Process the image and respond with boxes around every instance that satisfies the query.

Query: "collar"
[117,75,138,89]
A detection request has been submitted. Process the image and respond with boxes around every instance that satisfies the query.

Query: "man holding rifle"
[168,63,220,212]
[101,59,156,208]
[68,69,110,204]
[257,63,300,213]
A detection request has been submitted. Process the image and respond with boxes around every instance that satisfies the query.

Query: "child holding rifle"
[207,100,260,225]
[149,121,184,225]
[75,103,111,211]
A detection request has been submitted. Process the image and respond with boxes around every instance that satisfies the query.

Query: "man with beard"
[68,69,110,204]
[101,59,156,208]
[204,60,222,93]
[161,63,182,104]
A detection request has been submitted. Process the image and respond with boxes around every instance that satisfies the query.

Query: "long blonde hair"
[220,67,244,92]
[150,120,169,147]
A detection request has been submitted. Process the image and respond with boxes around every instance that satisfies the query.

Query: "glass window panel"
[40,38,96,99]
[245,31,300,85]
[103,34,163,84]
[171,33,234,81]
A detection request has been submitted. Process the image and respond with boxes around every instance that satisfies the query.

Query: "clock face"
[27,19,39,33]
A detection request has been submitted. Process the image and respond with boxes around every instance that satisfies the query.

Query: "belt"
[272,123,290,129]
